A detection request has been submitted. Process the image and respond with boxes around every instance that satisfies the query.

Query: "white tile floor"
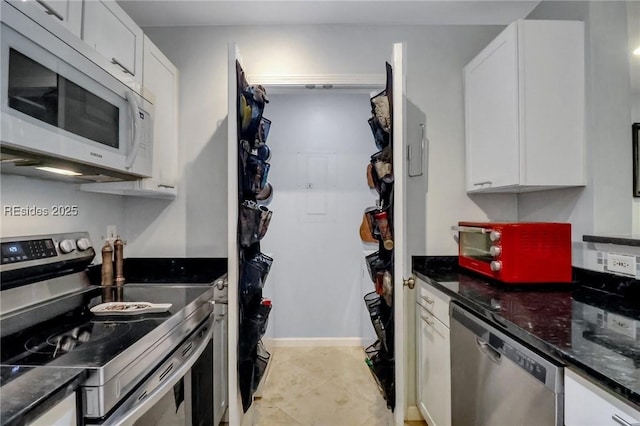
[246,346,427,426]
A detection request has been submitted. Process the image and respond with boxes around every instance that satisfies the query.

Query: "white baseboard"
[263,337,365,347]
[405,405,423,422]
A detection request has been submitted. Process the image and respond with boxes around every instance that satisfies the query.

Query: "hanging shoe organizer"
[235,60,275,412]
[361,62,395,410]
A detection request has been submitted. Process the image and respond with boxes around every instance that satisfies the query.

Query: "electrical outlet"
[106,225,117,240]
[606,253,637,276]
[607,313,636,338]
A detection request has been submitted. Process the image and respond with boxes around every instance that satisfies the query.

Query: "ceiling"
[116,1,541,27]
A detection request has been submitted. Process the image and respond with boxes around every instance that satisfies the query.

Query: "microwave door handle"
[450,225,490,234]
[125,91,141,170]
[103,326,213,426]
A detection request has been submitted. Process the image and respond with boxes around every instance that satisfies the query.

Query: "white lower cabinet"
[29,393,77,426]
[416,279,451,426]
[565,368,640,426]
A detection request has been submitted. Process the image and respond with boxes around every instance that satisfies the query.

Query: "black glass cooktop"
[0,284,211,375]
[1,307,167,369]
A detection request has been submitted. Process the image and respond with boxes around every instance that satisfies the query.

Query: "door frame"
[392,41,408,426]
[228,43,409,425]
[247,74,385,92]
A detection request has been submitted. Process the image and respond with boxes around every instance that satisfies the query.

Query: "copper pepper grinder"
[101,241,114,302]
[114,237,125,302]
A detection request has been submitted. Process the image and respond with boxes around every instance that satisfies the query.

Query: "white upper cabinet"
[4,0,144,93]
[82,0,143,91]
[141,35,178,194]
[464,20,585,193]
[81,35,178,198]
[6,0,82,38]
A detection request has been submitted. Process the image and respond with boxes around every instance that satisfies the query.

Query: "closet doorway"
[255,89,394,425]
[229,42,410,426]
[260,90,378,343]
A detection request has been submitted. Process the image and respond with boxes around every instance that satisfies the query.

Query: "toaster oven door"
[456,226,494,263]
[453,225,503,280]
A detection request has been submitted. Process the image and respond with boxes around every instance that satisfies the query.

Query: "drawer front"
[565,368,640,426]
[417,279,451,327]
[417,304,449,336]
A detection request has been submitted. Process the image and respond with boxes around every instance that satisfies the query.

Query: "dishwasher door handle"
[612,414,640,426]
[476,337,502,364]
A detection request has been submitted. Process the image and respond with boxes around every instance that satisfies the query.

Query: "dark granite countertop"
[0,366,86,426]
[583,234,640,247]
[413,256,640,409]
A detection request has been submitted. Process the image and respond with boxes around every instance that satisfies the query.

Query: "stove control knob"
[490,261,502,272]
[59,239,76,254]
[489,230,502,242]
[76,238,92,251]
[490,245,502,257]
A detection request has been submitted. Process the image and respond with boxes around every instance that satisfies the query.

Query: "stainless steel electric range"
[0,232,215,425]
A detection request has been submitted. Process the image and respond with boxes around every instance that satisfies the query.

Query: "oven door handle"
[103,321,213,426]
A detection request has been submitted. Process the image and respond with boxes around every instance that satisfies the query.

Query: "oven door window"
[460,231,493,262]
[129,340,213,426]
[132,380,187,426]
[8,48,119,148]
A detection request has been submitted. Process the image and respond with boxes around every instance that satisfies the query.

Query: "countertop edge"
[413,269,640,411]
[1,368,86,426]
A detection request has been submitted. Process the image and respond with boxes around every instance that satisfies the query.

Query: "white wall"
[142,24,507,258]
[0,175,126,264]
[259,92,377,339]
[520,1,636,266]
[124,196,187,257]
[629,1,640,235]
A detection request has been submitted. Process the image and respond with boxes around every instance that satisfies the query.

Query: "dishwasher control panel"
[489,334,547,383]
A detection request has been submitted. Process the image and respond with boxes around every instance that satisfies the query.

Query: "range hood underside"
[0,146,139,183]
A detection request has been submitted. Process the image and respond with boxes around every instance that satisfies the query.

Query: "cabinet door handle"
[473,181,492,186]
[157,184,175,189]
[36,0,64,20]
[111,57,135,76]
[421,295,434,305]
[420,315,434,326]
[407,124,425,178]
[612,414,640,426]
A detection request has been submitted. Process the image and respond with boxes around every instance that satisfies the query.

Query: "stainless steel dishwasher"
[450,303,564,426]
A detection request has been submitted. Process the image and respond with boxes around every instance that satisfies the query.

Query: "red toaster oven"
[454,222,572,284]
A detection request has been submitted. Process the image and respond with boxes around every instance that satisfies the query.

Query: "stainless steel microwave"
[0,5,153,181]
